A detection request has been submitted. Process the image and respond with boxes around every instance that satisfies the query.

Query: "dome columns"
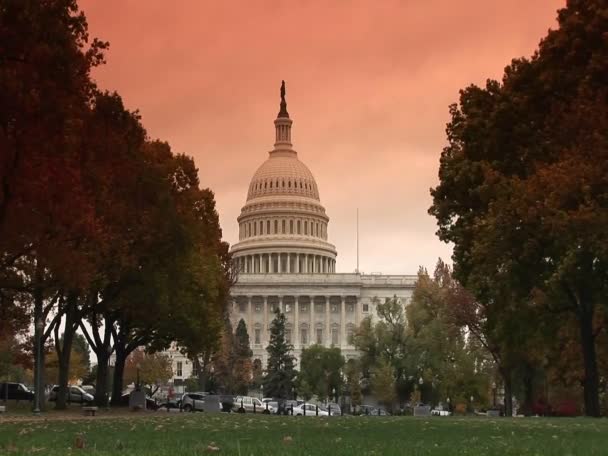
[236,252,336,275]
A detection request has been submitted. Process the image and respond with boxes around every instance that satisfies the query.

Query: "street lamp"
[33,316,44,415]
[418,377,424,404]
[446,397,451,413]
[332,387,336,403]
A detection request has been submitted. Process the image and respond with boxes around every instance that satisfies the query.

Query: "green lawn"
[0,412,606,455]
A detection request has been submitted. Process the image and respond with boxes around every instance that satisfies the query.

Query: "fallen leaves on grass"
[283,435,293,444]
[74,434,86,449]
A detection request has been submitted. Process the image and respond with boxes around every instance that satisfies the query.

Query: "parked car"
[0,382,34,401]
[293,403,329,416]
[325,402,341,416]
[431,408,451,416]
[359,405,390,416]
[116,392,159,410]
[181,393,207,412]
[233,396,274,413]
[49,385,94,404]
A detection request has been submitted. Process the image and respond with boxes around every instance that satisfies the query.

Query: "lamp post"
[492,382,497,408]
[446,397,451,414]
[33,316,44,415]
[418,377,424,404]
[470,395,474,414]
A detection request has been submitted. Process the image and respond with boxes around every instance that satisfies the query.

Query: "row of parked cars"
[172,392,352,416]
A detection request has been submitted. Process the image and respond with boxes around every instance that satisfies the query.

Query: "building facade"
[229,82,416,367]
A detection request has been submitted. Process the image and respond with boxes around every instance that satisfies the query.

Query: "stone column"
[287,253,291,273]
[340,296,346,347]
[263,296,268,344]
[325,296,331,346]
[279,295,283,314]
[355,296,360,328]
[247,295,253,330]
[294,297,299,349]
[296,254,300,273]
[309,297,314,341]
[278,253,282,273]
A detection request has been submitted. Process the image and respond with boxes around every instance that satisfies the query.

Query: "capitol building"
[227,83,416,368]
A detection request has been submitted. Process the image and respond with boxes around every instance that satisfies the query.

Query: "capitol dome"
[231,82,337,274]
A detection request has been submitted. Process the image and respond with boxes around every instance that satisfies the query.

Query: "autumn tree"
[124,350,173,396]
[429,0,607,416]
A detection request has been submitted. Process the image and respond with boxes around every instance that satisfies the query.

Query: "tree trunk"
[111,344,128,406]
[55,293,79,410]
[32,268,45,412]
[95,353,110,407]
[579,304,600,417]
[55,331,74,410]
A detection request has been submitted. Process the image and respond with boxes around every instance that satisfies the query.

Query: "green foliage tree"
[429,0,608,417]
[298,344,345,402]
[233,319,253,394]
[371,360,396,411]
[352,296,412,403]
[263,309,297,399]
[345,359,362,409]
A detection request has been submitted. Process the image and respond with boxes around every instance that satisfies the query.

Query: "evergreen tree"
[263,309,297,399]
[234,319,253,394]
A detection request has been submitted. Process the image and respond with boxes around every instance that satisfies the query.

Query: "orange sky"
[80,0,564,274]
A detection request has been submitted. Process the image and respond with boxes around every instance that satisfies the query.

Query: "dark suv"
[0,382,35,401]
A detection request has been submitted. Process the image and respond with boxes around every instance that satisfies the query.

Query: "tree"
[352,296,413,404]
[345,359,362,409]
[429,0,608,416]
[263,309,297,399]
[298,345,345,402]
[124,350,173,396]
[371,360,396,411]
[233,319,253,394]
[409,261,493,409]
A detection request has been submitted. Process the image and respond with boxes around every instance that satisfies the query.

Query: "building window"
[282,220,286,233]
[176,361,183,377]
[331,304,338,313]
[301,329,308,345]
[348,304,354,312]
[266,220,270,234]
[239,302,247,313]
[363,304,369,313]
[285,304,292,313]
[297,220,301,234]
[315,304,323,313]
[301,303,308,312]
[290,220,293,234]
[332,328,339,345]
[347,328,354,344]
[260,221,264,235]
[255,303,261,312]
[285,329,292,344]
[254,222,257,236]
[255,329,261,345]
[274,220,278,233]
[304,221,308,235]
[316,329,323,345]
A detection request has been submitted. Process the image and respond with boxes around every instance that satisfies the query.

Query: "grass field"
[1,412,607,455]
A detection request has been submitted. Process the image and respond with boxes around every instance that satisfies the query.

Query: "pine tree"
[263,309,297,399]
[234,319,253,394]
